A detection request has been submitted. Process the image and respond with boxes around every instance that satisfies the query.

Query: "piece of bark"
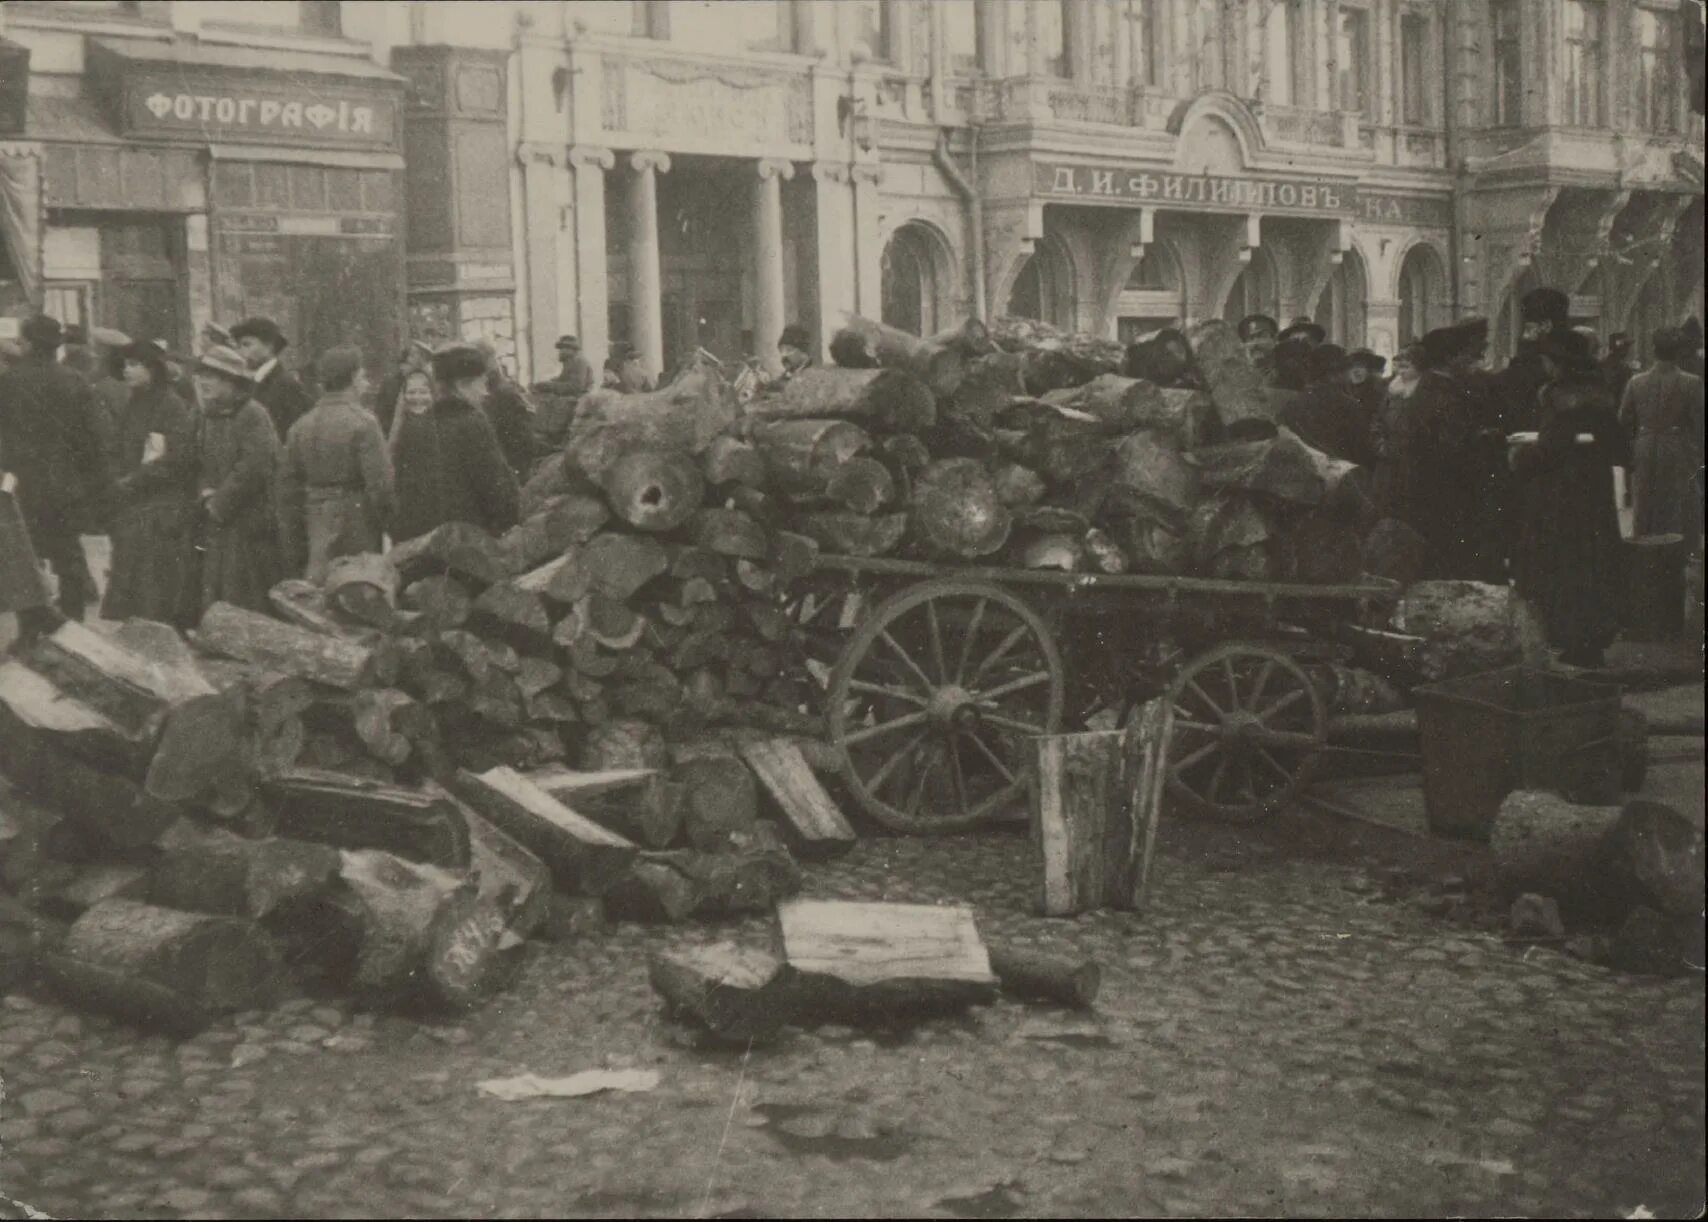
[748,366,936,434]
[1186,319,1275,440]
[389,521,516,588]
[740,738,855,858]
[649,943,791,1044]
[987,946,1102,1009]
[752,418,871,495]
[450,766,638,894]
[49,898,285,1030]
[325,552,398,629]
[471,582,553,653]
[194,601,383,690]
[501,494,610,570]
[601,448,706,533]
[1031,700,1172,916]
[778,898,997,1019]
[265,766,472,868]
[661,826,801,915]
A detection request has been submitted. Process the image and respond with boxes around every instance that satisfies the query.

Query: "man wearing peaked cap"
[230,316,312,441]
[0,314,114,629]
[277,346,394,584]
[1237,314,1279,344]
[390,342,518,545]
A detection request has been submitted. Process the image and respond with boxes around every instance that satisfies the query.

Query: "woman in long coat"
[188,346,283,617]
[1511,330,1631,667]
[1618,327,1705,549]
[102,340,196,623]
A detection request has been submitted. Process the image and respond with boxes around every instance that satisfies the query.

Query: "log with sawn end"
[648,943,791,1044]
[450,766,637,894]
[264,766,471,868]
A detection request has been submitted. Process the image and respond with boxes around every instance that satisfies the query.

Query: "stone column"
[811,162,855,357]
[569,145,615,369]
[850,163,884,320]
[518,143,566,373]
[627,150,670,381]
[754,158,796,375]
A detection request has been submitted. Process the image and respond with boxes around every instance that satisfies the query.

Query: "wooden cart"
[788,555,1399,835]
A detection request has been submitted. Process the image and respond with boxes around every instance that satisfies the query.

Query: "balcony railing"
[1259,104,1345,148]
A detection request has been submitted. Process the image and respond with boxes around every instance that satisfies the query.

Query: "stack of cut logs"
[516,314,1390,587]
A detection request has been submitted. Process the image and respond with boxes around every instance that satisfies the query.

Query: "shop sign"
[117,77,397,149]
[1034,162,1452,228]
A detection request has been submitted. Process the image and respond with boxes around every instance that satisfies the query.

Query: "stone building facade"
[3,0,1702,382]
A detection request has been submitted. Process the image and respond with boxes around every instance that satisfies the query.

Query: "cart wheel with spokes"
[827,579,1065,834]
[1165,643,1325,820]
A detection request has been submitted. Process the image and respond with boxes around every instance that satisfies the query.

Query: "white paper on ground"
[475,1068,661,1100]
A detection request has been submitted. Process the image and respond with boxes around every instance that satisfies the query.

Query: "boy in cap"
[187,345,283,617]
[277,346,394,583]
[230,316,313,440]
[0,314,113,628]
[390,344,519,545]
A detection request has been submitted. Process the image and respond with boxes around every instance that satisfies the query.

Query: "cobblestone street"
[3,797,1703,1220]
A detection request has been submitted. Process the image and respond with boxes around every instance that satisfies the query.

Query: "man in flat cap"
[231,316,313,441]
[277,346,394,584]
[391,344,519,545]
[0,314,113,629]
[187,345,283,618]
[531,335,597,451]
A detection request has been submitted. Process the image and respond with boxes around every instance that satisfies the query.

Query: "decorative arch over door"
[881,221,957,337]
[1313,248,1369,348]
[1116,241,1186,341]
[1396,242,1448,344]
[1007,235,1076,328]
[1221,247,1279,322]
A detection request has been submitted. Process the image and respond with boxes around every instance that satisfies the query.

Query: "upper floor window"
[1564,0,1605,126]
[669,0,801,55]
[1336,6,1372,117]
[1638,8,1680,134]
[1038,0,1071,79]
[1137,0,1163,89]
[1399,11,1430,124]
[851,0,894,64]
[943,0,982,76]
[1263,1,1301,108]
[1491,0,1523,125]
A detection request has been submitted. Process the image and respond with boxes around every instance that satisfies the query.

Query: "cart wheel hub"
[929,685,977,727]
[1220,709,1263,742]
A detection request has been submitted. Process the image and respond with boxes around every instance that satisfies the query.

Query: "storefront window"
[1637,8,1679,134]
[1400,12,1430,125]
[1564,1,1605,126]
[1337,6,1372,117]
[944,0,982,75]
[1491,0,1523,126]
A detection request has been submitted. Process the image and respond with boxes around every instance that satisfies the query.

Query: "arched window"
[1313,250,1369,348]
[1223,249,1278,321]
[880,223,947,337]
[1397,243,1446,344]
[1007,239,1074,328]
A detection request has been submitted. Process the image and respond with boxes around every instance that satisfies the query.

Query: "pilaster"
[627,150,670,380]
[754,158,796,375]
[850,162,885,320]
[569,145,615,368]
[811,162,856,355]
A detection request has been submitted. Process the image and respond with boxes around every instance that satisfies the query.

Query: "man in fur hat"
[231,316,313,440]
[390,344,519,544]
[0,314,113,628]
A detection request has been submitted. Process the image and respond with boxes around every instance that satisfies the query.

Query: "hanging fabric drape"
[0,142,44,306]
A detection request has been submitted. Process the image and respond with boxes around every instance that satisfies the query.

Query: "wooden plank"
[740,738,855,858]
[449,766,637,895]
[1128,698,1172,913]
[778,898,996,1018]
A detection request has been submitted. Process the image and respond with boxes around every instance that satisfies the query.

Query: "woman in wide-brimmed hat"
[1509,328,1630,667]
[102,339,197,623]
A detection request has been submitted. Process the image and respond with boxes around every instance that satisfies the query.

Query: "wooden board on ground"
[777,898,997,1020]
[1029,698,1171,916]
[648,943,791,1044]
[740,738,856,858]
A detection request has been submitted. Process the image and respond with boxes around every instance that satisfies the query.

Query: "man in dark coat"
[1677,317,1704,380]
[391,344,520,544]
[1599,332,1636,405]
[0,315,113,626]
[1511,329,1631,666]
[473,338,546,480]
[1492,287,1571,436]
[1281,344,1371,464]
[1387,318,1490,579]
[231,316,313,441]
[1278,319,1326,348]
[1347,349,1388,422]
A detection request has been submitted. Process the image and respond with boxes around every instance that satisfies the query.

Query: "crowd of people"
[2,297,1702,671]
